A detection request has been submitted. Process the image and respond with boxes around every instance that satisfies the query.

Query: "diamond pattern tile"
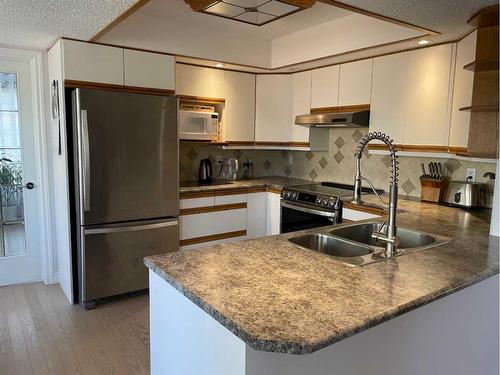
[263,159,271,170]
[381,155,392,168]
[319,156,328,169]
[284,166,291,176]
[233,149,243,159]
[362,147,371,159]
[444,159,461,174]
[186,148,198,161]
[402,179,416,195]
[309,169,318,180]
[334,150,344,164]
[335,136,345,149]
[352,129,363,143]
[305,151,314,161]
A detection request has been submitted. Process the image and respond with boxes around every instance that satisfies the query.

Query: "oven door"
[280,200,340,234]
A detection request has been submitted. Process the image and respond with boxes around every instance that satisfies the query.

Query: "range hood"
[295,110,370,128]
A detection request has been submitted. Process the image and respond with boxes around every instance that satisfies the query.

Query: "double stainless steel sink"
[288,221,451,266]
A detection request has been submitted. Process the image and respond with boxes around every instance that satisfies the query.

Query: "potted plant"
[0,158,23,221]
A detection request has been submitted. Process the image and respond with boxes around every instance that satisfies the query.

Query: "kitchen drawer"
[180,196,215,209]
[180,208,247,240]
[214,193,247,205]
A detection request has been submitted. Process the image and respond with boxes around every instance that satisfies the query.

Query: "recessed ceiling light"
[215,63,225,68]
[418,39,430,45]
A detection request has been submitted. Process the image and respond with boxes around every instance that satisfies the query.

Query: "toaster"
[443,181,484,208]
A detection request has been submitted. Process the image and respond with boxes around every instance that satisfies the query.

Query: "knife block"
[420,177,447,203]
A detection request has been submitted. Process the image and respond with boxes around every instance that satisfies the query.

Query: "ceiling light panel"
[259,1,298,16]
[225,0,268,7]
[205,2,244,17]
[235,11,275,25]
[187,0,313,26]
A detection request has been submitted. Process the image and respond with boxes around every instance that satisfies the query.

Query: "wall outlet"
[288,154,293,165]
[216,155,222,165]
[466,168,476,182]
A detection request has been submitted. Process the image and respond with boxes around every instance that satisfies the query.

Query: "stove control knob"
[329,200,336,208]
[291,192,297,200]
[316,197,323,205]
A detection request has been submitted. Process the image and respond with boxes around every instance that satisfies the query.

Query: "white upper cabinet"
[255,75,292,142]
[311,65,339,109]
[224,71,256,142]
[370,52,408,144]
[291,71,312,143]
[403,44,454,146]
[338,59,373,106]
[370,44,454,146]
[175,64,226,99]
[123,50,175,90]
[449,31,477,149]
[63,39,124,85]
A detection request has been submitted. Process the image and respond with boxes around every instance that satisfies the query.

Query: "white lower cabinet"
[180,208,246,241]
[179,191,282,249]
[247,192,268,239]
[267,192,281,235]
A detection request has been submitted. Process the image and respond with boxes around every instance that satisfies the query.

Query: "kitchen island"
[144,195,499,375]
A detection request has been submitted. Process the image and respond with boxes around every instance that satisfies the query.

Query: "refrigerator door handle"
[84,219,179,235]
[81,109,91,211]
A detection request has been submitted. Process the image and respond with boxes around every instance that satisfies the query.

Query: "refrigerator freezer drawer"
[80,219,178,304]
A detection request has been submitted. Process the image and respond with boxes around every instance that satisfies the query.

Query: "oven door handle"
[281,201,338,218]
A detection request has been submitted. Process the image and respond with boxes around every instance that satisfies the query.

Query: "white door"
[0,58,43,285]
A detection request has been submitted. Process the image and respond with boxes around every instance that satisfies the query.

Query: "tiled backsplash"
[179,129,497,199]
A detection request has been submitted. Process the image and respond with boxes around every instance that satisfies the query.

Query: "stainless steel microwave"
[179,110,219,141]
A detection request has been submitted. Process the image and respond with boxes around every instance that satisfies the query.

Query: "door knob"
[24,182,35,190]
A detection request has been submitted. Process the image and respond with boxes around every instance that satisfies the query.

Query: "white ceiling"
[339,0,498,40]
[0,0,136,50]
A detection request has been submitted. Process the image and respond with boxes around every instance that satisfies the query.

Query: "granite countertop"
[146,192,499,355]
[179,176,311,194]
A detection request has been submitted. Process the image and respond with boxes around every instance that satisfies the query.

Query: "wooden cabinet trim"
[180,202,246,216]
[64,80,175,96]
[213,188,249,196]
[179,230,247,246]
[267,187,282,194]
[177,94,225,104]
[310,104,370,113]
[180,186,268,199]
[180,191,215,199]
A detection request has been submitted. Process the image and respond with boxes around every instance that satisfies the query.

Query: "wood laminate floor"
[0,283,150,374]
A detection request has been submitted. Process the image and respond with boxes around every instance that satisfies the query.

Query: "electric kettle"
[198,158,213,183]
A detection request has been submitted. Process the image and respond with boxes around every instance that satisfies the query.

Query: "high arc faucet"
[351,132,399,257]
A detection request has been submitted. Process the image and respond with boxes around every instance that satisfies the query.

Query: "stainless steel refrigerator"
[71,88,178,309]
